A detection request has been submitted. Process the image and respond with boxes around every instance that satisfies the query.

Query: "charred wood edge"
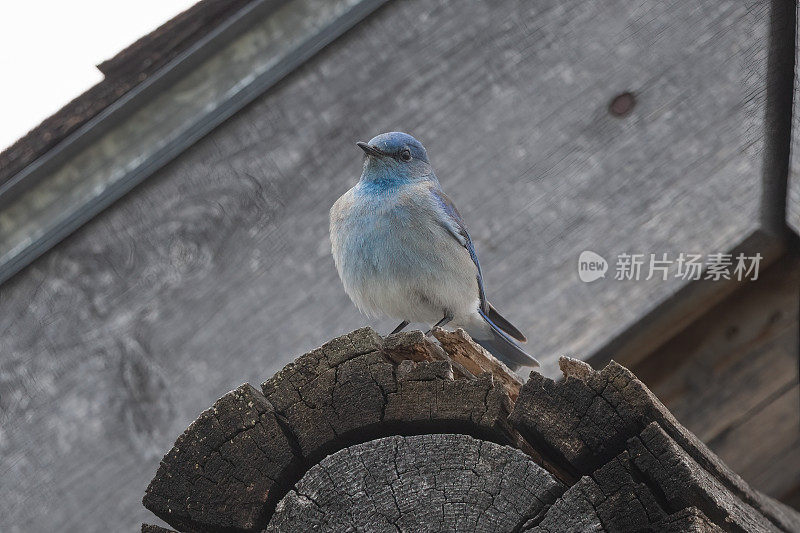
[143,327,800,532]
[0,0,391,287]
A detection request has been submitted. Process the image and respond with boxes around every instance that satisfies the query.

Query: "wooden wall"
[631,252,800,509]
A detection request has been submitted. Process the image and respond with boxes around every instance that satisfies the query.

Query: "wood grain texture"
[432,327,524,402]
[524,453,727,532]
[266,433,564,532]
[708,384,800,508]
[0,0,388,285]
[632,254,800,506]
[626,423,777,533]
[142,335,797,531]
[0,1,787,531]
[143,328,565,531]
[649,508,726,533]
[258,327,523,465]
[142,383,297,531]
[524,452,669,532]
[508,360,800,531]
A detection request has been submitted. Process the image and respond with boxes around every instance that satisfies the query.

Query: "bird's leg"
[390,320,409,335]
[425,313,453,336]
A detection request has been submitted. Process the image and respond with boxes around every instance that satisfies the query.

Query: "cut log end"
[267,434,565,532]
[142,327,800,533]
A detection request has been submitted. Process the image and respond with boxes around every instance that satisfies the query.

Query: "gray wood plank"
[632,255,800,503]
[0,0,784,530]
[0,0,389,286]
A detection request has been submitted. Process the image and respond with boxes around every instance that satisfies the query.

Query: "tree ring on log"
[266,433,565,532]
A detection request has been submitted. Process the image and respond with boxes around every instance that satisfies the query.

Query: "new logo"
[578,251,608,282]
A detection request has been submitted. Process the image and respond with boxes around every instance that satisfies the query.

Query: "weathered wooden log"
[508,357,800,532]
[142,328,800,532]
[258,328,529,464]
[142,383,297,531]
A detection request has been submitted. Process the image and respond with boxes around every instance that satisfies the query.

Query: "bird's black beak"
[356,141,383,157]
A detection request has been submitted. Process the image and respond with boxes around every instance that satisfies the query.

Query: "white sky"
[0,1,197,151]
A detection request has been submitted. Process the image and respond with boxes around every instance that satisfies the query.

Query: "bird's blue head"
[356,132,435,191]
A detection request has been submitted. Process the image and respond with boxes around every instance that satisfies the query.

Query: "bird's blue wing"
[428,185,488,313]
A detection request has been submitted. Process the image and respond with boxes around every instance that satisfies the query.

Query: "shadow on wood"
[142,328,800,532]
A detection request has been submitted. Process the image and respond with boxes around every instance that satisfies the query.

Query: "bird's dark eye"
[399,149,412,162]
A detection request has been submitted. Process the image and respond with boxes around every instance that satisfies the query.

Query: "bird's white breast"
[330,182,480,324]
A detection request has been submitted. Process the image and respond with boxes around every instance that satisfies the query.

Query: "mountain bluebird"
[330,132,539,370]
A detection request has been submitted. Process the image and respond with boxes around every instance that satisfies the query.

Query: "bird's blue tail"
[468,310,540,371]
